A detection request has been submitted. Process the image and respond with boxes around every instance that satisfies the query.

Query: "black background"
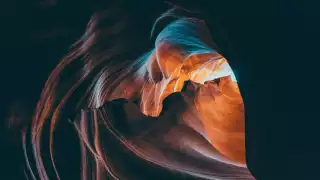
[1,0,318,179]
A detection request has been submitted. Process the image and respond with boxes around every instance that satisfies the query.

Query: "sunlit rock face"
[138,42,245,165]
